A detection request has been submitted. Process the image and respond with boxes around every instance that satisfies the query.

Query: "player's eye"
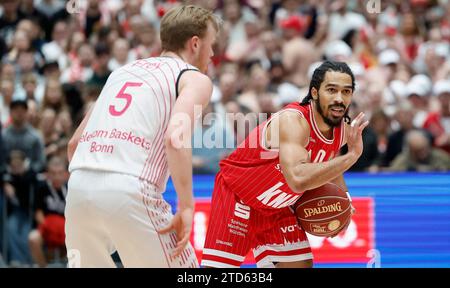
[327,88,336,93]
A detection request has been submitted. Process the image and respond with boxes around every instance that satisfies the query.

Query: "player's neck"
[160,51,189,63]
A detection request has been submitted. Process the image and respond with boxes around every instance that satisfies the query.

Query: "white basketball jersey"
[69,57,198,192]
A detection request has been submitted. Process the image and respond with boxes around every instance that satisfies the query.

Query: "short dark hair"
[300,61,355,123]
[9,99,28,110]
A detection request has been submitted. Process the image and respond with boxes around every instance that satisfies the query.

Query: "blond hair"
[160,5,220,52]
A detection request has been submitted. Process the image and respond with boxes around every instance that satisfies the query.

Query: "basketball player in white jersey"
[65,5,220,267]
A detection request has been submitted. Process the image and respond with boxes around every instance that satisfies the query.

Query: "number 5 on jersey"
[109,82,143,116]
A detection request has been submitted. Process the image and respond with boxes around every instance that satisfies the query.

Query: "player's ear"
[311,87,318,100]
[191,35,200,51]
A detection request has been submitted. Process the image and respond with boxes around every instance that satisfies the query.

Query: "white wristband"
[345,191,352,203]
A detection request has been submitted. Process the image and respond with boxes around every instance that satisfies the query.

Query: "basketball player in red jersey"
[201,61,369,268]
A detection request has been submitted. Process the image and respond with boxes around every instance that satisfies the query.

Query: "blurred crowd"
[0,0,450,266]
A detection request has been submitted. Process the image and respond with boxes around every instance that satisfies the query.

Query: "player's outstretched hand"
[158,207,194,258]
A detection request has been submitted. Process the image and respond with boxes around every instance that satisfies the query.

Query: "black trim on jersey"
[176,68,200,99]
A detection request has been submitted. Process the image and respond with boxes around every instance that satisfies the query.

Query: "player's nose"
[333,92,344,103]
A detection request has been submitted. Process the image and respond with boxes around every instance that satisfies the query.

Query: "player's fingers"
[157,222,174,234]
[177,231,190,247]
[358,120,369,132]
[172,234,190,257]
[350,112,365,128]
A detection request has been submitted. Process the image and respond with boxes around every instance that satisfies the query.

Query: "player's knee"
[275,259,313,268]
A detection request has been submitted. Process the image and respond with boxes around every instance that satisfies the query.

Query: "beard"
[314,93,348,127]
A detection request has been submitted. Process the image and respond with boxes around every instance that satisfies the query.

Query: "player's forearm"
[165,143,195,210]
[289,153,357,193]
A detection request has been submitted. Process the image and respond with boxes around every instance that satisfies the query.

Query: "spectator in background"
[370,49,401,110]
[41,60,60,80]
[0,0,25,47]
[16,48,42,76]
[341,102,379,172]
[0,78,15,125]
[29,156,67,268]
[60,43,95,84]
[2,100,45,173]
[107,38,136,71]
[16,19,43,54]
[260,30,282,68]
[225,15,265,64]
[383,100,417,167]
[424,79,450,154]
[86,43,111,90]
[389,129,450,172]
[324,40,353,63]
[18,1,47,42]
[41,20,69,70]
[1,62,16,81]
[222,0,257,50]
[34,0,68,42]
[369,109,391,164]
[237,63,279,114]
[281,14,319,88]
[19,73,42,104]
[3,29,32,64]
[84,0,103,39]
[38,108,66,161]
[3,150,38,265]
[327,0,367,41]
[15,50,45,99]
[214,67,240,110]
[26,97,40,129]
[65,31,86,68]
[406,75,433,129]
[41,77,69,115]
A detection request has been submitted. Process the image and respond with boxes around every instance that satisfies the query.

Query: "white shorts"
[65,169,198,268]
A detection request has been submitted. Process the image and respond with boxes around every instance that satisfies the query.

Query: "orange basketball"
[293,182,352,237]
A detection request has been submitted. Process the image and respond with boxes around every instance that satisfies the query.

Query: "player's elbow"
[286,175,309,194]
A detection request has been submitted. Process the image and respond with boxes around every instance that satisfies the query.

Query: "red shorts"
[201,174,313,268]
[39,214,66,248]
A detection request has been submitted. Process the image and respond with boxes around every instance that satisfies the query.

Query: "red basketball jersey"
[219,101,345,212]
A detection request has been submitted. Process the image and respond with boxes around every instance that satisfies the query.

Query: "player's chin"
[326,116,343,127]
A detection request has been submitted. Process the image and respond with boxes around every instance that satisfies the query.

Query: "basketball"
[293,182,352,237]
